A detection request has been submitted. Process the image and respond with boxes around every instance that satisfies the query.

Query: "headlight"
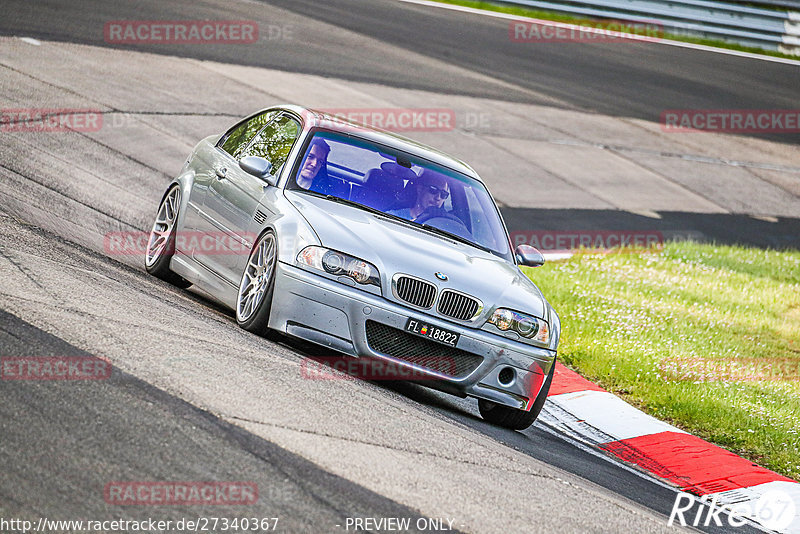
[488,308,550,344]
[297,246,380,287]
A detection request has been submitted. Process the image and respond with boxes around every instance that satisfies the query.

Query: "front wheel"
[478,360,556,430]
[144,185,191,288]
[236,230,278,337]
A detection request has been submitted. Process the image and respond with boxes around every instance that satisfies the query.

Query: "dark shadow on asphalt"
[361,378,765,534]
[502,208,800,250]
[275,336,759,534]
[0,309,452,532]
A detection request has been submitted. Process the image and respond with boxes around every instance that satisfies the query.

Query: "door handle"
[215,167,227,180]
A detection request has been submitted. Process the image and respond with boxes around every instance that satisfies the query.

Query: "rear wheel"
[236,230,278,338]
[145,185,191,288]
[478,360,556,430]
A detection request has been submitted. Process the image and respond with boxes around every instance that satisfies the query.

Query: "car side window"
[241,115,301,174]
[219,110,278,159]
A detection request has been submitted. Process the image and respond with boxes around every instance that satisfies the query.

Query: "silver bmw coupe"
[145,105,560,430]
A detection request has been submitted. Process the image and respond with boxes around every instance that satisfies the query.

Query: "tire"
[236,229,279,338]
[144,185,191,288]
[478,359,556,431]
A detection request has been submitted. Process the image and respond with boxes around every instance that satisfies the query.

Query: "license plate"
[405,318,460,347]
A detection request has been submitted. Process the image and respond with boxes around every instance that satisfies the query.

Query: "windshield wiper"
[330,194,494,254]
[297,189,496,255]
[321,195,406,221]
[300,190,407,222]
[419,223,493,254]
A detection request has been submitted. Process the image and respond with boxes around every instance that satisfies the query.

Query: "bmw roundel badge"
[435,272,448,281]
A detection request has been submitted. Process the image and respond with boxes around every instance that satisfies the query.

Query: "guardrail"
[727,0,800,10]
[500,0,800,54]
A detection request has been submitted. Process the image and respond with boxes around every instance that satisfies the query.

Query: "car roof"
[272,104,482,182]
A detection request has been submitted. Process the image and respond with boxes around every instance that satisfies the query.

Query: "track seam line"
[0,162,152,231]
[224,413,562,478]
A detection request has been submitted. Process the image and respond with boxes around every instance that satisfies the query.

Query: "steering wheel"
[415,208,472,238]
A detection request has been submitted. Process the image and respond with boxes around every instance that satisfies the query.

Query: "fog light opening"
[498,366,516,386]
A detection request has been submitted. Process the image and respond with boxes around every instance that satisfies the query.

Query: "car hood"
[286,192,549,321]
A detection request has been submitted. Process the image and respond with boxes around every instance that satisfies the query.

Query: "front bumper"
[269,262,556,411]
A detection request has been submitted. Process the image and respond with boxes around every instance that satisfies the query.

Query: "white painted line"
[711,481,800,534]
[548,390,688,441]
[539,403,777,533]
[396,0,800,66]
[540,397,619,445]
[19,37,42,46]
[537,404,682,490]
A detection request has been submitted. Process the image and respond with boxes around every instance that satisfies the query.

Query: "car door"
[195,112,301,284]
[184,110,278,234]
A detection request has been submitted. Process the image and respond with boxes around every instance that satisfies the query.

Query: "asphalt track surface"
[0,217,755,534]
[0,0,795,532]
[1,0,798,142]
[3,0,799,250]
[0,309,440,532]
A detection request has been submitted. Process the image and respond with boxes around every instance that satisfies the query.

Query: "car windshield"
[287,131,511,259]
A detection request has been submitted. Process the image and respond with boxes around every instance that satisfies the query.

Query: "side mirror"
[515,244,545,267]
[239,156,276,186]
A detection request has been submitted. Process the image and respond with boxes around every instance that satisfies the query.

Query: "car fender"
[244,188,321,266]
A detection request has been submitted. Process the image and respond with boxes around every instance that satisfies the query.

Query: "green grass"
[523,242,800,480]
[433,0,800,60]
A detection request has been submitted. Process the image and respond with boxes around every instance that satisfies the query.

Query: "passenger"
[295,139,348,197]
[388,169,450,221]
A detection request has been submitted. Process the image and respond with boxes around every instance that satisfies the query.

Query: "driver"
[295,138,348,197]
[388,169,450,221]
